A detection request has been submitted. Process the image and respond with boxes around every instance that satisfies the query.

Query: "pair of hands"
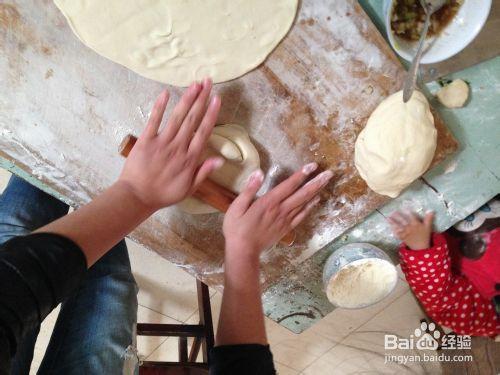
[119,79,332,258]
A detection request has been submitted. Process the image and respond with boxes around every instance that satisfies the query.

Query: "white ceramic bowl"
[384,0,492,64]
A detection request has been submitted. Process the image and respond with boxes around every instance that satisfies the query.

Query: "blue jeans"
[0,176,138,374]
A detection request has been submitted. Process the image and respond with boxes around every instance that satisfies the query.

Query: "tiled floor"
[0,170,441,374]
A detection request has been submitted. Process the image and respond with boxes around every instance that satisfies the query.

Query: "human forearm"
[40,82,220,267]
[36,181,153,267]
[217,163,331,346]
[216,242,267,346]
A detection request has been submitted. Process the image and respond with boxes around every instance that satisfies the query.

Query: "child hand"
[388,210,434,250]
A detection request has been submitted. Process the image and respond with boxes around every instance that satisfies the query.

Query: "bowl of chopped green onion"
[384,0,491,64]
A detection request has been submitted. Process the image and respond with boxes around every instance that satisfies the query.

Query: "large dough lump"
[354,90,437,198]
[53,0,298,86]
[178,124,260,214]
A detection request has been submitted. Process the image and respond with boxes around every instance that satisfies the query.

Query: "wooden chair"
[138,280,215,374]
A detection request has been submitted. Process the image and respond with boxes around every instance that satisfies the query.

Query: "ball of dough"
[178,124,260,214]
[354,90,437,198]
[53,0,298,86]
[436,79,469,108]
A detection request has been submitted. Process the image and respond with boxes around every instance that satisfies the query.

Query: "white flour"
[326,258,397,308]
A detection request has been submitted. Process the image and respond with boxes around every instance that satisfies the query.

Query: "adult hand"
[223,163,333,260]
[388,210,434,250]
[118,79,224,211]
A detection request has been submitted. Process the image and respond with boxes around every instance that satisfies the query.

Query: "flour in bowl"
[326,258,398,308]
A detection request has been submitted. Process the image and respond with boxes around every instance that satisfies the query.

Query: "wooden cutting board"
[0,1,457,289]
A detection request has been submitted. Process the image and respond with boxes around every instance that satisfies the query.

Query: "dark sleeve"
[0,233,86,362]
[209,344,276,375]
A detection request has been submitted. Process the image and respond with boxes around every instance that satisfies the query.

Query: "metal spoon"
[402,0,447,102]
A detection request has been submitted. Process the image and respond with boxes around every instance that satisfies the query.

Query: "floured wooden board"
[0,1,457,289]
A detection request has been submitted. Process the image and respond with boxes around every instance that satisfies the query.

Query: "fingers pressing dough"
[178,124,260,214]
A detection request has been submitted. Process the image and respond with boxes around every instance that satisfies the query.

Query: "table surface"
[1,1,499,333]
[1,0,459,292]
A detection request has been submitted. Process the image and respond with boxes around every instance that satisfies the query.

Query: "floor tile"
[0,168,11,192]
[308,276,409,343]
[274,361,299,374]
[127,239,200,322]
[168,291,337,372]
[29,305,61,374]
[301,336,411,375]
[148,290,223,363]
[145,331,207,363]
[144,336,180,362]
[303,291,441,375]
[266,318,338,372]
[263,273,409,373]
[137,305,182,360]
[208,290,223,332]
[184,290,223,330]
[357,290,426,337]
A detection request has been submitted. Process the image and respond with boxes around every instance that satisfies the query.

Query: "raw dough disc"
[178,124,260,214]
[354,90,437,198]
[53,0,299,86]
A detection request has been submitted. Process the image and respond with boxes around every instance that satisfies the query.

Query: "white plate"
[384,0,492,64]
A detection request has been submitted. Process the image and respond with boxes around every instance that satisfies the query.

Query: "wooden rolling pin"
[119,134,296,246]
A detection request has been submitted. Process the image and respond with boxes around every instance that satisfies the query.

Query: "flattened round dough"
[178,124,260,214]
[436,79,469,108]
[354,90,437,198]
[53,0,298,86]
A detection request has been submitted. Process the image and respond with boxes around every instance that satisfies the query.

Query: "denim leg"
[37,240,138,375]
[0,176,69,375]
[0,175,69,245]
